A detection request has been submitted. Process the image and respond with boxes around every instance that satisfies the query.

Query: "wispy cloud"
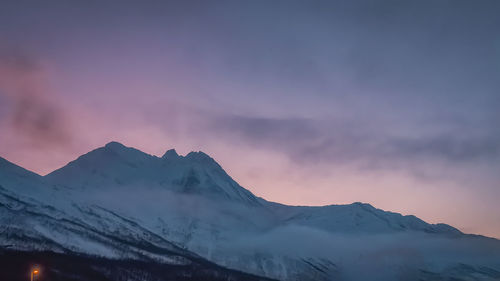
[206,113,500,172]
[0,47,72,147]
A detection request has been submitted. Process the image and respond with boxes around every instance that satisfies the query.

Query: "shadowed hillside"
[0,249,275,281]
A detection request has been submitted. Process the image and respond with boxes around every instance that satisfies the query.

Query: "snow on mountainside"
[1,142,500,281]
[0,166,195,264]
[275,202,462,235]
[0,156,42,189]
[46,142,260,205]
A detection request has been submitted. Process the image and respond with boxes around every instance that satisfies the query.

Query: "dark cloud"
[208,114,500,172]
[215,115,319,144]
[0,48,72,147]
[387,136,500,163]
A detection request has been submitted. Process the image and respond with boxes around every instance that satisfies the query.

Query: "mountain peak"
[100,141,152,161]
[42,143,260,205]
[185,151,214,163]
[162,149,179,159]
[105,141,127,150]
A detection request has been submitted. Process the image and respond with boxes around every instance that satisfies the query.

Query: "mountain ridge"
[42,141,260,205]
[0,142,469,235]
[1,141,500,281]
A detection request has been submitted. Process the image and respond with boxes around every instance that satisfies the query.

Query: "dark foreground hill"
[0,249,275,281]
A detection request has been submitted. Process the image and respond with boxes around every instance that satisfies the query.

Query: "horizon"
[1,0,499,241]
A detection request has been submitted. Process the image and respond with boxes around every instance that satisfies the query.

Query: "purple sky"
[1,0,499,238]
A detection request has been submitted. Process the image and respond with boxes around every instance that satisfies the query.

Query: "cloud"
[387,135,500,162]
[206,113,500,172]
[220,224,500,281]
[0,48,72,147]
[213,114,319,144]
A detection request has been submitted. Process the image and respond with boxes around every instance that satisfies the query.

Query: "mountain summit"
[162,148,180,159]
[45,142,260,205]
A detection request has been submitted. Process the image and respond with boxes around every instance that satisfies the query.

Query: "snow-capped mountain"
[46,142,260,205]
[1,142,500,281]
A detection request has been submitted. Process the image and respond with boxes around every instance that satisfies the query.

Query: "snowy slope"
[272,202,462,235]
[1,142,500,281]
[0,164,197,264]
[46,142,260,205]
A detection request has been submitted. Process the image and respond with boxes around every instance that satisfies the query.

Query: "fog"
[69,185,500,280]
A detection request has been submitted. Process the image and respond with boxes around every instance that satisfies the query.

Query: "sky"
[0,0,499,238]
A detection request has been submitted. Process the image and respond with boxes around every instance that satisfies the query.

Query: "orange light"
[33,270,39,274]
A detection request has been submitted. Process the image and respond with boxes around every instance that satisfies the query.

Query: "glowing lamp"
[30,266,41,281]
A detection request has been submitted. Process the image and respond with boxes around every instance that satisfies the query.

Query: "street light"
[30,266,40,281]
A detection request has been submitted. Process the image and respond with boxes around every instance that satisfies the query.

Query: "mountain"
[275,202,462,235]
[1,142,500,281]
[45,142,260,205]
